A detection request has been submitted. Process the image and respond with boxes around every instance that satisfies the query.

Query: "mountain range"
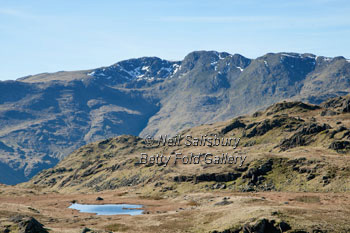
[1,51,350,184]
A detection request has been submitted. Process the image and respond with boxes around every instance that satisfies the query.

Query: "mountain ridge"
[20,51,347,84]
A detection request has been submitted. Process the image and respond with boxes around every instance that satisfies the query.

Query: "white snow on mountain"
[281,53,302,58]
[87,58,181,82]
[236,66,244,72]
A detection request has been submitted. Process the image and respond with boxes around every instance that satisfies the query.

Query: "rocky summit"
[0,51,350,184]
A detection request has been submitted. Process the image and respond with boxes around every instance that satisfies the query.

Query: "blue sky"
[1,0,350,80]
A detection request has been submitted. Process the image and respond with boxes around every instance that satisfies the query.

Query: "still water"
[69,203,144,215]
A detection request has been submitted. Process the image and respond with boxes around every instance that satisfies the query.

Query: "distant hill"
[1,51,350,184]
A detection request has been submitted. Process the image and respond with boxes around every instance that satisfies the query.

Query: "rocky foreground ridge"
[27,95,350,194]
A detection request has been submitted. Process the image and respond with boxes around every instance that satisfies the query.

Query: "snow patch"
[211,61,218,71]
[172,64,180,73]
[305,55,316,59]
[141,66,150,72]
[129,67,141,77]
[118,66,142,79]
[160,67,172,73]
[88,61,182,82]
[281,53,301,58]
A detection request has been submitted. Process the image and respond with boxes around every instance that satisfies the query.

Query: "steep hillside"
[1,51,350,184]
[27,96,350,194]
[0,80,160,182]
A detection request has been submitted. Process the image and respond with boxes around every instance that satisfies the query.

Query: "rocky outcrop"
[245,116,303,138]
[329,140,350,152]
[280,123,331,150]
[173,172,242,183]
[9,215,48,233]
[245,119,278,138]
[320,109,337,116]
[266,101,320,116]
[243,159,273,186]
[211,218,291,233]
[221,119,246,134]
[329,126,348,139]
[321,95,350,113]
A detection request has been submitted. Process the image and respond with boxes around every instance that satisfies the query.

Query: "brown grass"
[105,223,130,231]
[294,195,321,203]
[187,200,199,206]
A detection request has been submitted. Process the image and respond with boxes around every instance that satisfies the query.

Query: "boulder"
[214,200,233,206]
[10,215,48,233]
[81,227,92,233]
[211,218,291,233]
[243,218,291,233]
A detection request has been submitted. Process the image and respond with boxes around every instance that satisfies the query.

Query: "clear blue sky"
[1,0,350,80]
